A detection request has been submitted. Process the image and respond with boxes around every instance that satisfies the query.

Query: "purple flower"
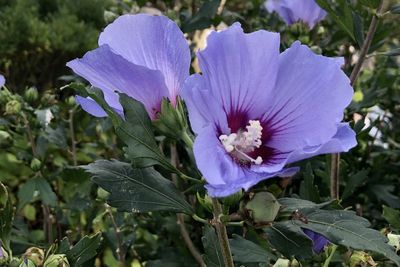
[0,75,5,87]
[303,229,329,254]
[265,0,327,29]
[67,14,190,120]
[182,23,356,197]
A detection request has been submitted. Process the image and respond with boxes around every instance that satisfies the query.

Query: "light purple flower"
[182,23,356,197]
[303,229,329,254]
[67,14,190,120]
[0,75,5,87]
[265,0,327,29]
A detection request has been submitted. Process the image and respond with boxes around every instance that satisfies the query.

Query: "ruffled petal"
[263,41,353,152]
[193,126,299,197]
[182,74,230,134]
[99,14,190,102]
[303,229,329,254]
[286,123,357,164]
[197,23,280,126]
[67,45,169,119]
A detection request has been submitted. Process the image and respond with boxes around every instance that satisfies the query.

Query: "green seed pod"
[5,100,22,115]
[243,191,281,223]
[43,254,70,267]
[24,87,39,103]
[30,158,42,172]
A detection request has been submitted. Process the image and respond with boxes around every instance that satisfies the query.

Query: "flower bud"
[5,100,22,115]
[0,88,13,105]
[0,130,11,145]
[388,233,400,253]
[30,158,42,172]
[273,258,299,267]
[23,247,44,267]
[153,97,188,140]
[19,259,37,267]
[349,251,377,267]
[24,87,39,103]
[43,254,70,267]
[243,192,280,223]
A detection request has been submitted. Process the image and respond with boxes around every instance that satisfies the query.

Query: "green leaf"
[352,11,364,47]
[383,206,400,230]
[360,0,380,8]
[391,4,400,14]
[0,183,14,252]
[116,94,177,173]
[264,221,314,260]
[229,234,275,263]
[66,233,102,266]
[342,169,368,200]
[299,163,321,203]
[17,177,57,209]
[84,160,193,214]
[316,0,356,41]
[182,0,221,33]
[295,209,400,266]
[202,225,224,267]
[278,198,333,213]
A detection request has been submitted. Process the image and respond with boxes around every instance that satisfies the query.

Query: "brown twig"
[170,143,206,267]
[211,198,234,267]
[217,0,227,15]
[330,0,385,199]
[106,205,126,267]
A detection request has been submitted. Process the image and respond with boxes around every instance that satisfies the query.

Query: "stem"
[68,109,77,166]
[211,198,234,267]
[323,245,338,267]
[170,143,206,267]
[330,0,385,199]
[106,205,126,267]
[217,0,227,15]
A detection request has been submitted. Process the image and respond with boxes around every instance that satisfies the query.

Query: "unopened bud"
[5,100,22,115]
[24,87,39,103]
[23,247,44,267]
[43,254,70,267]
[349,251,377,267]
[243,191,280,223]
[30,158,42,172]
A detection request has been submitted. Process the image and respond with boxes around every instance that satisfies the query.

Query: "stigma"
[219,120,263,165]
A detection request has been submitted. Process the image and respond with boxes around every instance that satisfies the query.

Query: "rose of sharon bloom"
[265,0,327,29]
[67,14,190,119]
[0,75,5,87]
[303,229,329,254]
[182,23,356,197]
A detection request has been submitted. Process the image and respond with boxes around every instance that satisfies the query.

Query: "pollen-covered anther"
[219,120,264,165]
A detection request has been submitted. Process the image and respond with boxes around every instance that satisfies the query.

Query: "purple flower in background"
[183,23,356,197]
[0,75,5,87]
[67,14,190,119]
[303,229,329,254]
[265,0,327,28]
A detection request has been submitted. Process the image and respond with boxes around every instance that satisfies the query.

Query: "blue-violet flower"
[67,14,190,119]
[265,0,327,29]
[303,229,329,254]
[183,23,356,197]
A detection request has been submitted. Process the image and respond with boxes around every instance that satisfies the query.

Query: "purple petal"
[181,74,230,134]
[99,14,190,103]
[303,229,329,254]
[263,41,353,152]
[0,75,5,87]
[67,45,169,119]
[75,96,124,118]
[286,123,357,164]
[197,23,280,125]
[265,0,326,28]
[194,125,299,197]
